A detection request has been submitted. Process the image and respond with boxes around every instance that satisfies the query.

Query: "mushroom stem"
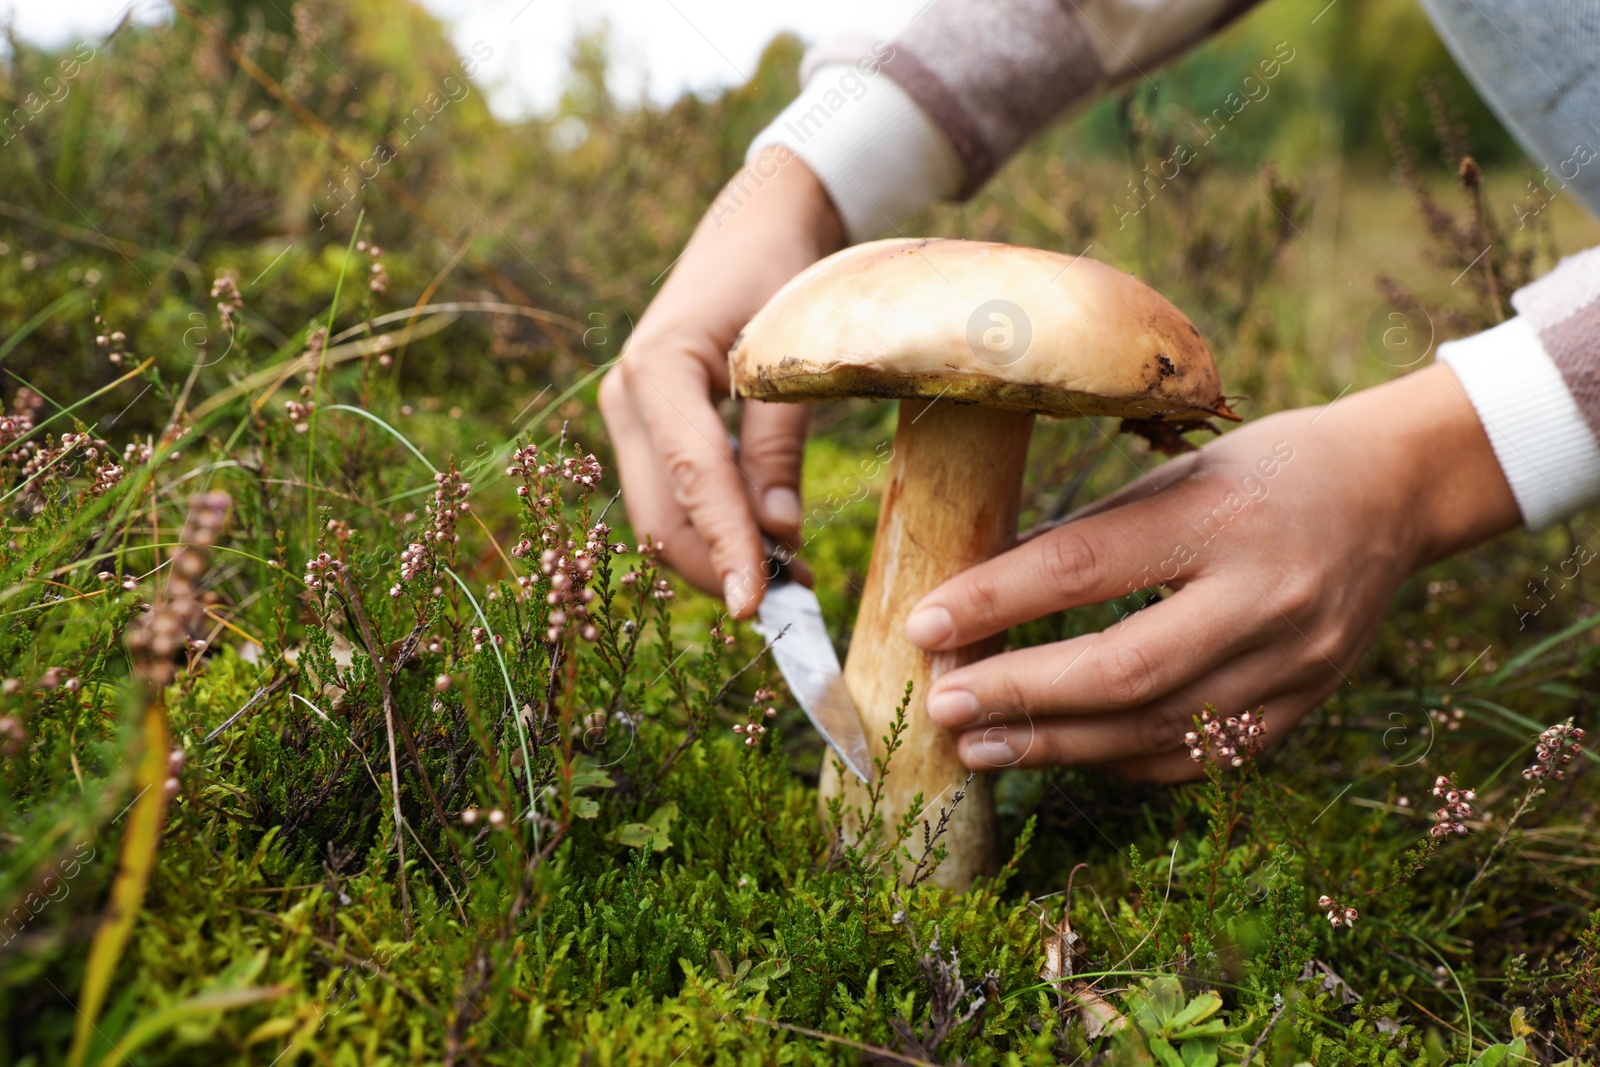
[826,399,1035,888]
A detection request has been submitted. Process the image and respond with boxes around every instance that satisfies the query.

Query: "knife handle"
[760,535,797,585]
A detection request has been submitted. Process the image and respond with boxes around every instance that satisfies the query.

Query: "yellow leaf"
[244,1014,303,1046]
[99,986,291,1067]
[68,700,170,1067]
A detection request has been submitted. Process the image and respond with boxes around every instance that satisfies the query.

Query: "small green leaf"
[1469,1045,1508,1067]
[1180,1035,1218,1067]
[98,986,290,1067]
[615,823,664,850]
[1171,990,1223,1030]
[744,957,790,992]
[1130,976,1186,1030]
[615,801,678,851]
[1471,1040,1532,1067]
[1149,1035,1187,1067]
[572,797,600,819]
[570,759,615,791]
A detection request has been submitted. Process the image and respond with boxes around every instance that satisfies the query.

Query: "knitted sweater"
[747,0,1600,529]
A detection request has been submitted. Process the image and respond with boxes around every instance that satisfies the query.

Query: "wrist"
[701,145,844,263]
[631,149,843,361]
[768,146,847,258]
[1356,363,1521,564]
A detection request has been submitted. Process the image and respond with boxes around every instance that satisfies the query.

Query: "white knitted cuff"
[1437,316,1600,529]
[746,62,962,243]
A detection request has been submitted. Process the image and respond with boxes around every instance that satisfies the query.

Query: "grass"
[0,1,1598,1064]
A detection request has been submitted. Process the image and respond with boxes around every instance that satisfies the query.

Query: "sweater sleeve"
[747,0,1265,241]
[1436,314,1600,529]
[877,0,1262,194]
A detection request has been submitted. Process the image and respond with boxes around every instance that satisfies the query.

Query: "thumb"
[739,399,808,540]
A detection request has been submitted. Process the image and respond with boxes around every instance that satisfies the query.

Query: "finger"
[784,555,815,588]
[906,475,1214,650]
[1107,675,1341,782]
[630,360,767,616]
[953,657,1319,772]
[598,366,718,592]
[739,399,808,541]
[924,579,1261,731]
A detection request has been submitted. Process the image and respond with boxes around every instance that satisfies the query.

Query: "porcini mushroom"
[730,238,1233,888]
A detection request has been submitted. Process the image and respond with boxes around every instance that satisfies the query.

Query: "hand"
[904,363,1521,781]
[598,147,844,615]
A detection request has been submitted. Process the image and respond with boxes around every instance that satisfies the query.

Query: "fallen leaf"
[1070,981,1126,1039]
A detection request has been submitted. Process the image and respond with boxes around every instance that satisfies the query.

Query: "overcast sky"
[5,0,925,119]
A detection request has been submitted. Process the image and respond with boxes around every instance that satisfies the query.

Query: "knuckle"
[1038,528,1100,596]
[1095,643,1160,708]
[1271,571,1319,620]
[1136,701,1194,755]
[991,668,1030,718]
[741,431,804,477]
[687,502,750,561]
[664,451,712,505]
[1295,627,1345,680]
[1118,749,1206,783]
[962,571,1005,626]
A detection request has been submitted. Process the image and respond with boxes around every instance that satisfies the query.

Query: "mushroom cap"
[729,238,1232,422]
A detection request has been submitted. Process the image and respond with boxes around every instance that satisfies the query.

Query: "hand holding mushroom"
[904,365,1517,781]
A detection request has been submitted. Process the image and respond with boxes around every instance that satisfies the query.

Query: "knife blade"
[753,569,875,784]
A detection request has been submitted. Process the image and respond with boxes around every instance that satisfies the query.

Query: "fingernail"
[926,687,979,728]
[763,487,802,527]
[905,606,954,648]
[963,736,1017,769]
[724,573,753,617]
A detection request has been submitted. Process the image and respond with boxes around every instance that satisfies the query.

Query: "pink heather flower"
[1429,774,1475,838]
[303,552,346,591]
[0,715,24,755]
[89,462,125,496]
[733,692,777,748]
[284,400,314,431]
[1185,708,1266,767]
[1317,893,1358,929]
[211,273,242,332]
[1524,719,1586,782]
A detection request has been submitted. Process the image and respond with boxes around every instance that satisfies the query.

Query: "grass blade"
[0,289,88,366]
[67,699,170,1067]
[323,404,438,473]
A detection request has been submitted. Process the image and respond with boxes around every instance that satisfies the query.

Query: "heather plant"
[1,3,1599,1065]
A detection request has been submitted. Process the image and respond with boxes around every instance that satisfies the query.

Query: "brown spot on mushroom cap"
[729,238,1234,422]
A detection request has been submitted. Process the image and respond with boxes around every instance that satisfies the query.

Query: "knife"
[752,552,875,784]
